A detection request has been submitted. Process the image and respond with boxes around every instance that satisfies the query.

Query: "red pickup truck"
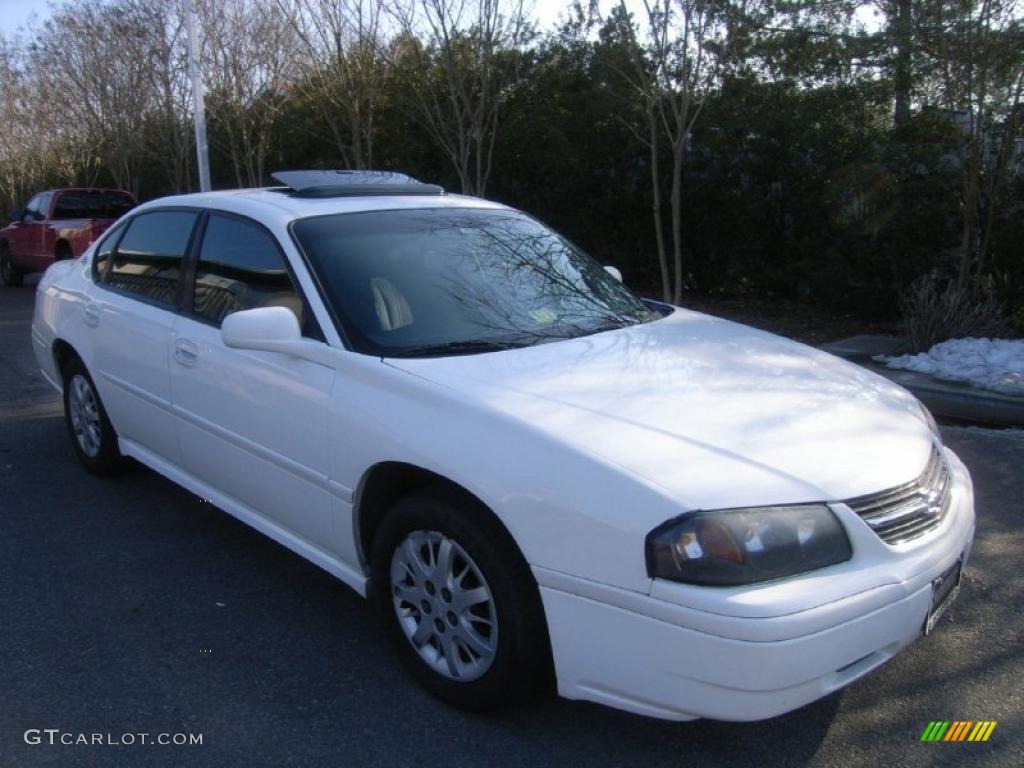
[0,188,136,287]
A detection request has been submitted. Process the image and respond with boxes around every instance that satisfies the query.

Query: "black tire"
[370,486,550,711]
[0,244,24,287]
[55,242,73,260]
[62,357,122,475]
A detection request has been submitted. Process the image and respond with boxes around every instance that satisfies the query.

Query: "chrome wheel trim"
[68,374,102,458]
[390,530,498,682]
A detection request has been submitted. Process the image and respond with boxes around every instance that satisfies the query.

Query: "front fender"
[328,356,680,593]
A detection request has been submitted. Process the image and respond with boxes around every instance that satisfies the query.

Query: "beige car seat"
[371,276,413,331]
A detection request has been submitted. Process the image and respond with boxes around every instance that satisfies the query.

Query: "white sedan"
[31,170,975,722]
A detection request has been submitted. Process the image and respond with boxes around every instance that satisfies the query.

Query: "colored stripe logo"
[921,721,997,742]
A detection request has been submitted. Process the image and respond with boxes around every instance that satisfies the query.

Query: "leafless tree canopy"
[387,0,533,195]
[278,0,389,169]
[197,0,301,187]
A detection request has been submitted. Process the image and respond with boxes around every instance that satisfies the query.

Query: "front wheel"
[62,358,122,475]
[371,487,550,711]
[0,245,24,287]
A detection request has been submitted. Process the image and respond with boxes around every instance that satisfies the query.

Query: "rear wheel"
[371,487,550,711]
[55,241,73,260]
[0,244,23,287]
[62,357,122,475]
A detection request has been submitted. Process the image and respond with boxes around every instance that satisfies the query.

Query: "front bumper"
[536,448,976,721]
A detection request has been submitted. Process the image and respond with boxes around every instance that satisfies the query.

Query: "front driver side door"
[27,192,54,269]
[9,193,48,267]
[169,212,337,551]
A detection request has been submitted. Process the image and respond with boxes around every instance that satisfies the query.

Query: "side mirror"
[221,306,335,367]
[222,306,301,349]
[604,265,623,283]
[10,210,22,223]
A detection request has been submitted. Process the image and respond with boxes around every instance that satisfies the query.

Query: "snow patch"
[876,338,1024,397]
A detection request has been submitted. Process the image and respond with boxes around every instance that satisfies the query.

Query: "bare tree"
[388,0,533,195]
[28,0,161,194]
[278,0,389,169]
[619,0,732,303]
[137,0,194,193]
[198,0,300,187]
[917,0,1024,287]
[888,0,915,126]
[0,35,49,210]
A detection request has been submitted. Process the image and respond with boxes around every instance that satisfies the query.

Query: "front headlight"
[645,504,852,586]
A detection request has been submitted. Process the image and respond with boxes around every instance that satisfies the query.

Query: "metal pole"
[186,2,211,192]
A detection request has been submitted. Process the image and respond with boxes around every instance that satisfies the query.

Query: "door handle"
[83,302,100,327]
[174,338,199,367]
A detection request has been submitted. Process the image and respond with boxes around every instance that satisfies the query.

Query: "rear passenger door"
[88,209,198,465]
[169,212,337,550]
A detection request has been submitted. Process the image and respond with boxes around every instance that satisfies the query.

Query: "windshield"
[292,208,658,357]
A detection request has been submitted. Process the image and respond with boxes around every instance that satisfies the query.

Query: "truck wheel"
[55,242,73,260]
[1,245,24,287]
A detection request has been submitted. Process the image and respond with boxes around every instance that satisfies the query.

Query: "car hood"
[386,308,934,509]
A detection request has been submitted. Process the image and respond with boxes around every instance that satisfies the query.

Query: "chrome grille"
[844,447,951,545]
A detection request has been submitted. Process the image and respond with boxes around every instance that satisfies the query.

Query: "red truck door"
[10,192,52,270]
[6,194,38,260]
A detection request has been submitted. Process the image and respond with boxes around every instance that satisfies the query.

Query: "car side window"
[23,194,46,221]
[98,210,197,307]
[91,221,128,278]
[35,193,53,219]
[192,214,313,335]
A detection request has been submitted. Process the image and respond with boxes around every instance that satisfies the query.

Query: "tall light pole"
[186,2,211,192]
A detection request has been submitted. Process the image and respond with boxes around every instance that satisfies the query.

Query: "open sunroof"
[270,170,444,198]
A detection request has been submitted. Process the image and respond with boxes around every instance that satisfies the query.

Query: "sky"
[0,0,880,39]
[0,0,631,38]
[0,0,51,37]
[532,0,635,30]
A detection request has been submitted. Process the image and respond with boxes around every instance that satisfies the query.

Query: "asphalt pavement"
[1,279,1022,768]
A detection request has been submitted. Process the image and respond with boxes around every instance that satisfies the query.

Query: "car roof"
[131,188,510,228]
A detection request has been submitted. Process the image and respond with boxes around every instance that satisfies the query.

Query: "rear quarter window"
[91,220,129,273]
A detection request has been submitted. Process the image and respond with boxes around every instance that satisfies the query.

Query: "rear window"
[53,191,135,220]
[96,210,197,307]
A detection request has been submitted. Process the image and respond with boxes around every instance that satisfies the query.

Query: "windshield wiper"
[385,338,530,358]
[563,316,643,338]
[591,309,663,333]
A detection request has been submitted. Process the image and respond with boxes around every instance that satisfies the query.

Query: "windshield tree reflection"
[293,208,658,357]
